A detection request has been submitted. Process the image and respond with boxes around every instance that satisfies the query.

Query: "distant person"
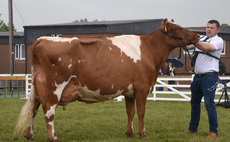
[166,61,175,84]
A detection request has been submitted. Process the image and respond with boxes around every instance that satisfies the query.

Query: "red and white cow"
[15,19,199,141]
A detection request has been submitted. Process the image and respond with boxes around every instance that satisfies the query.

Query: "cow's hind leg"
[136,90,148,138]
[125,97,135,137]
[42,103,58,142]
[24,99,40,140]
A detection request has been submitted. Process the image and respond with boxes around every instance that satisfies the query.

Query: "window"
[15,44,25,60]
[221,40,226,55]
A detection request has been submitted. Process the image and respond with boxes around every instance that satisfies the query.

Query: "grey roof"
[0,32,24,36]
[0,32,24,44]
[24,19,163,43]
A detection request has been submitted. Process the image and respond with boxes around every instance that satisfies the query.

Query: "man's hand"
[184,44,195,50]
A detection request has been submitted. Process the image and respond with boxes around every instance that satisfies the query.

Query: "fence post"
[25,74,29,99]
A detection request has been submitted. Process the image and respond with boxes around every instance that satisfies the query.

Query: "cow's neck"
[144,30,174,66]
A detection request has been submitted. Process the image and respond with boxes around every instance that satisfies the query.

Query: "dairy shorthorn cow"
[15,19,199,141]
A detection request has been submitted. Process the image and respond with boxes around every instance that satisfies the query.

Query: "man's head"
[206,20,220,38]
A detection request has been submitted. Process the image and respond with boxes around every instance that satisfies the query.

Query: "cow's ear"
[163,19,169,32]
[171,19,174,23]
[163,18,168,24]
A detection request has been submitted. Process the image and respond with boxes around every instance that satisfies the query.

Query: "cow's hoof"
[125,132,134,138]
[138,132,146,138]
[48,139,59,142]
[24,135,34,140]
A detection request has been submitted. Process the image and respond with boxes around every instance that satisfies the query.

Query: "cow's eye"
[173,29,179,32]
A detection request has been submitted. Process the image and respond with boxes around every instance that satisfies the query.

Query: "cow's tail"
[30,38,43,69]
[14,85,35,135]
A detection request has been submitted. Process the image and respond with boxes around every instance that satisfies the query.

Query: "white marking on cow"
[109,47,112,50]
[168,21,179,26]
[53,75,77,101]
[68,64,72,69]
[78,59,86,63]
[30,118,34,138]
[52,64,55,67]
[108,35,141,63]
[127,84,133,90]
[148,86,153,95]
[131,121,134,131]
[48,121,57,140]
[45,104,57,119]
[124,84,135,98]
[39,36,78,44]
[79,85,123,102]
[58,57,61,62]
[111,85,114,89]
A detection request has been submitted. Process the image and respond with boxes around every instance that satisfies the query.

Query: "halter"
[159,27,193,73]
[158,28,188,46]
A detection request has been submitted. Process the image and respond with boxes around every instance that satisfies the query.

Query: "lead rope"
[177,47,182,59]
[184,49,194,73]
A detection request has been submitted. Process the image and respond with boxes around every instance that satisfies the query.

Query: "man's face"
[206,23,219,38]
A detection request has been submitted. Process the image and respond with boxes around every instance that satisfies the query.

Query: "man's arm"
[194,42,216,52]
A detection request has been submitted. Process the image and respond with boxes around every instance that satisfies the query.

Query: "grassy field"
[0,98,230,142]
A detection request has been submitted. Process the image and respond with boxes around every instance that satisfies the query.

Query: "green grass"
[0,98,230,142]
[1,91,25,94]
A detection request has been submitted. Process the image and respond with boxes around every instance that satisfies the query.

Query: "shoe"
[178,129,197,134]
[207,132,217,138]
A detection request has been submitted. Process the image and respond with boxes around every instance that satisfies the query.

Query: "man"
[181,20,223,137]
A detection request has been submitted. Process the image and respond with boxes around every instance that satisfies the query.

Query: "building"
[0,19,229,75]
[0,32,24,74]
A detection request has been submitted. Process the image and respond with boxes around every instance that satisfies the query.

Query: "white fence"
[25,74,32,99]
[115,75,230,102]
[21,74,230,101]
[148,75,230,102]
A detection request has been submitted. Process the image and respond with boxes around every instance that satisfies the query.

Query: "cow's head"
[159,19,199,48]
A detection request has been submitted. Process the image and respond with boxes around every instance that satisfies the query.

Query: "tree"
[73,18,88,23]
[0,14,16,32]
[73,18,103,23]
[221,23,229,26]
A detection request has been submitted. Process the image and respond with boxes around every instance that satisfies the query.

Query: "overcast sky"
[0,0,229,32]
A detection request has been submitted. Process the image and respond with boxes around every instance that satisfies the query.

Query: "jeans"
[188,74,218,134]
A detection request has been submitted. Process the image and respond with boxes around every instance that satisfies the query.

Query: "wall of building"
[0,44,10,74]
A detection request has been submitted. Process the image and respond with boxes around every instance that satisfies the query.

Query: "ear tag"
[165,26,167,32]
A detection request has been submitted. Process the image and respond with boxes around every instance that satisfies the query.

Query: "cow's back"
[31,36,142,103]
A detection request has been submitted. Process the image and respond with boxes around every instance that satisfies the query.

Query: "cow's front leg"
[42,103,58,142]
[136,90,148,138]
[125,97,135,137]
